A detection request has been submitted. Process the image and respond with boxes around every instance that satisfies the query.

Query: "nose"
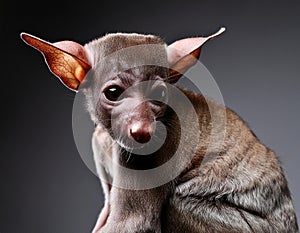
[129,123,152,144]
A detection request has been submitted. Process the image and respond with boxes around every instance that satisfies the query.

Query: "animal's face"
[86,66,169,150]
[81,33,170,149]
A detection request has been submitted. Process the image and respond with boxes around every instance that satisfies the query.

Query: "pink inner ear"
[167,38,208,66]
[53,41,91,66]
[167,27,226,66]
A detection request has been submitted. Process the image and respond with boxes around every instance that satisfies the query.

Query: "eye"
[148,86,167,102]
[104,85,124,102]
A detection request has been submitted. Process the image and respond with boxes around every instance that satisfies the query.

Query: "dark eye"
[104,85,124,102]
[148,86,166,102]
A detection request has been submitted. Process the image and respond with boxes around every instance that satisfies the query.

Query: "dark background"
[1,1,299,232]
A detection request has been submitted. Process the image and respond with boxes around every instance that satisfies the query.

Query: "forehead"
[84,33,169,84]
[117,66,169,82]
[84,33,168,66]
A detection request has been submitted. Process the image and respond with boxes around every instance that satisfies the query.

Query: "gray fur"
[22,32,299,233]
[83,33,299,233]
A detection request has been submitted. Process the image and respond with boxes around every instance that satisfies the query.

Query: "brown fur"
[21,31,299,233]
[92,86,298,232]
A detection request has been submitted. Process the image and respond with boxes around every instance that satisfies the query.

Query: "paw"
[92,125,116,179]
[93,125,112,147]
[91,203,110,233]
[92,125,114,156]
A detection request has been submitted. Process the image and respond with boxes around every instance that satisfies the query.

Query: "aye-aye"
[21,28,298,233]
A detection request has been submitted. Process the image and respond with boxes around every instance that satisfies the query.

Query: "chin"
[116,138,145,151]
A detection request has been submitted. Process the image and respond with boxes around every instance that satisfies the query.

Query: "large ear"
[20,33,91,91]
[167,27,225,83]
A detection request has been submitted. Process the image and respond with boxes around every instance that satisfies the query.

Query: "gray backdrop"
[1,0,299,232]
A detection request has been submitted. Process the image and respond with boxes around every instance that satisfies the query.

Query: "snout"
[129,121,155,144]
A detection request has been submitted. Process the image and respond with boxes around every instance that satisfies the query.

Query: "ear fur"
[167,27,226,83]
[21,33,91,91]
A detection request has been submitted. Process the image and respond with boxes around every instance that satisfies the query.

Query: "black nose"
[130,124,152,143]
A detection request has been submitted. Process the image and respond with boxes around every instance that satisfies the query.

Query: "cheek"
[96,100,113,130]
[148,102,167,120]
[96,100,129,139]
[110,105,131,138]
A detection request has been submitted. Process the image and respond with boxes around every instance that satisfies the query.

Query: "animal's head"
[21,28,225,150]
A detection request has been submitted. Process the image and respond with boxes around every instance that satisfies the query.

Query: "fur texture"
[21,31,299,233]
[84,34,298,232]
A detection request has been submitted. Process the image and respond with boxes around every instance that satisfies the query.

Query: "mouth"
[116,134,166,156]
[117,139,146,151]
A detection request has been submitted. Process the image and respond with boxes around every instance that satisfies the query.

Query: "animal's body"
[21,28,298,233]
